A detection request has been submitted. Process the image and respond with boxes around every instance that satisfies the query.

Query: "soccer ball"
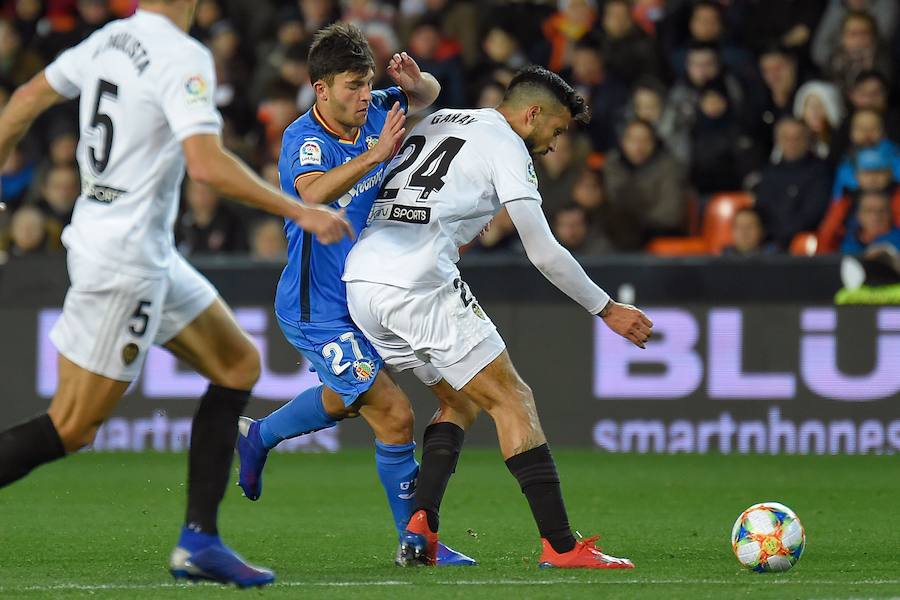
[731,502,805,572]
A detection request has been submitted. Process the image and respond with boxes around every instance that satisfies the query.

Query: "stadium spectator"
[405,16,465,109]
[824,11,893,96]
[249,217,288,261]
[208,20,254,134]
[793,80,845,160]
[661,42,746,165]
[552,203,607,255]
[831,110,900,200]
[754,46,800,157]
[478,25,528,80]
[5,204,49,258]
[475,79,505,109]
[539,0,598,72]
[670,0,757,88]
[689,82,759,196]
[0,147,35,210]
[566,36,629,152]
[176,179,247,256]
[841,191,900,254]
[468,207,522,255]
[812,0,898,72]
[755,118,832,250]
[603,119,687,251]
[190,0,224,42]
[623,78,687,164]
[829,71,900,163]
[0,18,43,87]
[631,0,665,36]
[34,164,79,249]
[722,207,774,257]
[535,132,585,217]
[818,145,900,252]
[739,0,823,65]
[599,0,661,86]
[399,0,480,70]
[6,0,44,51]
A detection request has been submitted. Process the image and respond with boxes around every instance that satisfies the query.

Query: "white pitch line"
[4,579,900,593]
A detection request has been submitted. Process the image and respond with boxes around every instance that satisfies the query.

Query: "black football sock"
[0,414,66,488]
[413,422,465,532]
[505,444,576,554]
[184,384,250,535]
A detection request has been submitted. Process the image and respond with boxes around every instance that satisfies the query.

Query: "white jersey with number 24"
[343,108,541,288]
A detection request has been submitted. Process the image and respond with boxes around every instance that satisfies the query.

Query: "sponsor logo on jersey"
[365,135,379,150]
[184,75,210,106]
[352,359,375,382]
[122,343,140,366]
[526,160,538,186]
[84,183,128,204]
[299,141,322,166]
[382,205,432,224]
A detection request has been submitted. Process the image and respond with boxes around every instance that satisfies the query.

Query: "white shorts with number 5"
[346,277,506,390]
[49,251,218,382]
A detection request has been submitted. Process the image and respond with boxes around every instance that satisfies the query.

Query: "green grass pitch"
[1,449,898,599]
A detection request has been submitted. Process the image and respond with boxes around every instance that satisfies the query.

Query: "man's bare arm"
[182,134,353,243]
[0,72,66,168]
[296,102,406,205]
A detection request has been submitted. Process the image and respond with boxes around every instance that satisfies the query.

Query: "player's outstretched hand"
[600,300,653,349]
[386,52,422,89]
[369,102,406,163]
[295,205,355,244]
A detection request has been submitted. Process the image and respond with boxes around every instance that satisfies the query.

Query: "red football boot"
[395,510,439,566]
[538,534,635,569]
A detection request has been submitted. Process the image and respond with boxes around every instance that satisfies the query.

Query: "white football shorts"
[49,251,217,382]
[346,277,506,390]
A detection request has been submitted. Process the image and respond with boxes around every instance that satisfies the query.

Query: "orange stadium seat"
[702,192,753,255]
[646,192,753,256]
[645,236,709,256]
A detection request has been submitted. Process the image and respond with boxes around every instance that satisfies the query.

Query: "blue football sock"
[178,525,221,552]
[258,385,336,450]
[375,440,419,534]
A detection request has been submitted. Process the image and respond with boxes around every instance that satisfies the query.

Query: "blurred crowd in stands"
[2,0,900,264]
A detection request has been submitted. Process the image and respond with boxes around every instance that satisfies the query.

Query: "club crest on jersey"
[526,160,538,186]
[300,141,322,166]
[365,135,379,150]
[122,343,140,366]
[352,359,376,382]
[184,75,209,106]
[472,303,487,320]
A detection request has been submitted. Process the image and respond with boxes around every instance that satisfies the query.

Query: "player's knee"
[216,343,261,390]
[437,398,480,430]
[383,402,415,441]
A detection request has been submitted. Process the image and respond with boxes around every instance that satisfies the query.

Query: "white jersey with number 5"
[342,108,540,288]
[44,9,223,275]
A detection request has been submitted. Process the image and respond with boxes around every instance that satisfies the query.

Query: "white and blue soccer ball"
[731,502,805,573]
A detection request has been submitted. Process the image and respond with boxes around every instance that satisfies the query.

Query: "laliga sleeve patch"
[184,75,211,107]
[300,140,323,166]
[526,159,538,186]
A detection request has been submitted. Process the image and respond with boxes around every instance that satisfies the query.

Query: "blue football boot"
[237,417,268,501]
[169,529,275,587]
[437,541,478,567]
